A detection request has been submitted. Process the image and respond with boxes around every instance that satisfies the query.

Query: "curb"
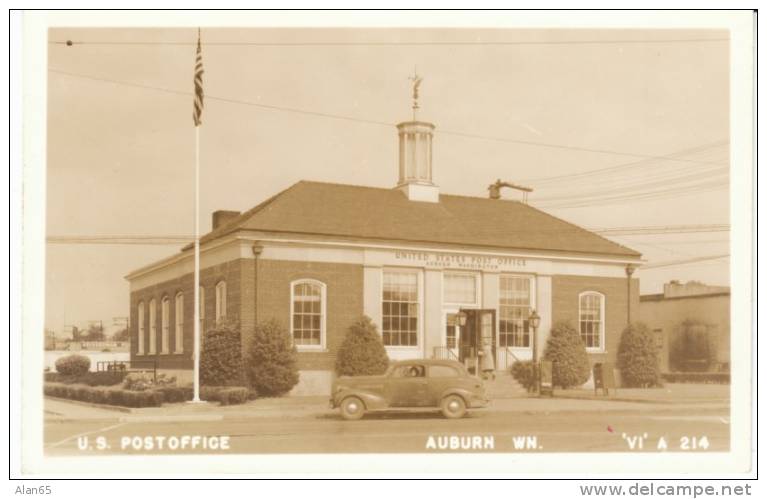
[45,396,134,413]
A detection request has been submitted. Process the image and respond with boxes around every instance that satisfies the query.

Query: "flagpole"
[193,124,201,402]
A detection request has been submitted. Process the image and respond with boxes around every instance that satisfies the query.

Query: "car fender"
[439,388,474,404]
[337,390,389,411]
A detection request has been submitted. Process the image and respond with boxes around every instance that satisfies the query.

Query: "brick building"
[125,115,642,395]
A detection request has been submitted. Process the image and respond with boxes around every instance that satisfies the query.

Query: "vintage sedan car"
[330,359,489,420]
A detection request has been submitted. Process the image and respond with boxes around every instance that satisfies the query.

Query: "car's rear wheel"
[340,396,365,421]
[441,394,467,419]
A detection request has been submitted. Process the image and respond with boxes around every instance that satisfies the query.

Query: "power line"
[640,254,729,270]
[520,141,728,186]
[46,225,730,245]
[49,68,726,167]
[49,38,730,47]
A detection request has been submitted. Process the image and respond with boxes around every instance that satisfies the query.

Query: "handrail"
[432,346,459,362]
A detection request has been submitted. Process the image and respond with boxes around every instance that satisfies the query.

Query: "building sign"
[394,250,526,271]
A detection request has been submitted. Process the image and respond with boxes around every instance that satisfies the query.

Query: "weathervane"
[409,67,423,120]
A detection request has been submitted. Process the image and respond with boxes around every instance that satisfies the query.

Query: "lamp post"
[455,310,469,369]
[529,309,541,393]
[625,264,636,326]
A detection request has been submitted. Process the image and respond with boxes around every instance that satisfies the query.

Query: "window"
[429,365,460,378]
[137,302,145,355]
[443,273,477,305]
[579,292,605,350]
[392,364,425,378]
[382,271,419,347]
[161,296,170,354]
[198,286,205,333]
[148,299,157,354]
[175,293,184,353]
[291,279,326,348]
[499,276,532,347]
[215,281,227,321]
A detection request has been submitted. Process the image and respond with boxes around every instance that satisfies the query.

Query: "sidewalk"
[45,383,729,423]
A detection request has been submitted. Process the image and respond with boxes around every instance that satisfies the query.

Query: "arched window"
[137,302,145,355]
[579,291,605,351]
[290,279,326,349]
[198,286,206,333]
[161,296,170,354]
[175,292,184,353]
[215,281,227,322]
[148,299,157,354]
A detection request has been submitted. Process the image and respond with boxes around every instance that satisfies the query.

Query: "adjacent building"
[639,281,730,373]
[125,113,642,395]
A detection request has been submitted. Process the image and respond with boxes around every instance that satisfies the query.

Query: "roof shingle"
[188,180,641,258]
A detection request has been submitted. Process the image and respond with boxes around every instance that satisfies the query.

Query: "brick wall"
[253,259,364,371]
[550,275,639,365]
[129,259,245,370]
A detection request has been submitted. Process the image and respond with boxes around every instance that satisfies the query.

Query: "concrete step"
[483,372,528,399]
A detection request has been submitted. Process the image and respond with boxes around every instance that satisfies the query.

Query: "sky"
[44,27,731,336]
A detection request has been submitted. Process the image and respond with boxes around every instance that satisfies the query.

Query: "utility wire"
[48,68,727,167]
[640,254,729,270]
[46,224,731,245]
[49,38,730,47]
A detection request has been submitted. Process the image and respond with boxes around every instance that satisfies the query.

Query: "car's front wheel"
[441,394,467,419]
[340,396,365,421]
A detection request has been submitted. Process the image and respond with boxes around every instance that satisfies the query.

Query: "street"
[45,402,729,455]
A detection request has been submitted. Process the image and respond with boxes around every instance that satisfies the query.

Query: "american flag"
[193,29,204,127]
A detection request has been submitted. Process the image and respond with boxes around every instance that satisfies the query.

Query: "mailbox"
[539,360,554,397]
[593,362,616,395]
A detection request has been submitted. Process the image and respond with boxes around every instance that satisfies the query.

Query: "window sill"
[384,346,421,350]
[296,347,328,353]
[586,349,607,354]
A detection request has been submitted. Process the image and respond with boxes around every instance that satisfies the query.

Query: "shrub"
[153,385,194,403]
[335,316,390,376]
[543,321,590,389]
[201,320,244,386]
[55,354,91,376]
[510,360,537,391]
[245,319,299,397]
[661,372,729,384]
[617,322,662,388]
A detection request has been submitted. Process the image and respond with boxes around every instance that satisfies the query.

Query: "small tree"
[543,321,590,389]
[617,322,662,387]
[200,320,244,386]
[335,316,390,376]
[112,328,130,342]
[245,319,299,397]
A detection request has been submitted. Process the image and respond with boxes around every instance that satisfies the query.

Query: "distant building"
[125,111,642,395]
[639,281,730,373]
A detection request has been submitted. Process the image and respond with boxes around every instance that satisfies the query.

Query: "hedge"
[44,382,255,407]
[661,372,730,384]
[44,371,127,386]
[44,382,165,407]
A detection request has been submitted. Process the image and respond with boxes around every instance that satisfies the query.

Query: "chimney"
[212,210,240,230]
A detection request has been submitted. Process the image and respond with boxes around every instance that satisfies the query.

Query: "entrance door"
[445,312,461,360]
[460,309,497,373]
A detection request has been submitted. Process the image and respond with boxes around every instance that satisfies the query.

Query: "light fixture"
[529,309,541,330]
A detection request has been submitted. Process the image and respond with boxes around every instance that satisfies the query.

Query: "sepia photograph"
[13,9,756,479]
